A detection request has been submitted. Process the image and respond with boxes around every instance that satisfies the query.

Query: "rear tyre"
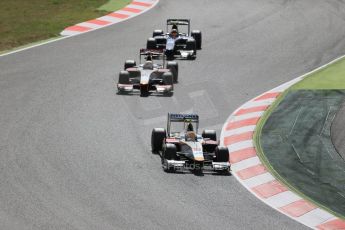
[146,38,157,49]
[202,130,217,141]
[166,61,178,83]
[191,30,202,49]
[215,146,229,162]
[124,60,136,70]
[151,128,166,152]
[152,29,164,37]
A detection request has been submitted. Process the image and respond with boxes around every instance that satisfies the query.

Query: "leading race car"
[117,49,178,96]
[151,113,231,173]
[146,19,202,60]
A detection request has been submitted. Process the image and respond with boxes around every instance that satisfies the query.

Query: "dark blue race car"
[146,19,202,60]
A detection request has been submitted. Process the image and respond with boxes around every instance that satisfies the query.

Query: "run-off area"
[261,90,345,217]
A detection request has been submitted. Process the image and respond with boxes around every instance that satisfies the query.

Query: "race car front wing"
[163,159,231,172]
[117,83,173,94]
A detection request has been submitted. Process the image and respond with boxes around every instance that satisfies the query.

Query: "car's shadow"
[116,91,173,97]
[168,57,196,61]
[164,168,231,177]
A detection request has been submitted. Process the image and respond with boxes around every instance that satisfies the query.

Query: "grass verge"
[0,0,131,52]
[98,0,132,11]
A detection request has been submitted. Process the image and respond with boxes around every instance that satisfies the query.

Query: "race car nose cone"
[194,156,204,162]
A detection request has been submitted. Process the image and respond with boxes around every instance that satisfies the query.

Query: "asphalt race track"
[332,101,345,161]
[1,0,345,229]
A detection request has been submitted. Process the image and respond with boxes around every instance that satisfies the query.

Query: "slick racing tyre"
[186,39,197,59]
[118,71,130,84]
[124,60,136,70]
[191,30,202,49]
[162,144,177,172]
[186,39,196,52]
[162,72,173,85]
[151,128,166,152]
[215,146,230,162]
[202,130,217,141]
[163,143,177,160]
[166,61,178,83]
[152,29,164,37]
[146,38,157,49]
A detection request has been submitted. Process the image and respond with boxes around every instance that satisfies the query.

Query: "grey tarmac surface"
[332,101,345,161]
[1,0,345,229]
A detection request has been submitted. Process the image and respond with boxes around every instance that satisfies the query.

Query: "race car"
[117,49,178,96]
[146,19,202,60]
[151,113,231,173]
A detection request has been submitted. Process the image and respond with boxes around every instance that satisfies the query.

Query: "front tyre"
[151,128,166,153]
[163,143,177,160]
[162,143,177,172]
[215,146,229,162]
[166,61,178,83]
[186,39,197,54]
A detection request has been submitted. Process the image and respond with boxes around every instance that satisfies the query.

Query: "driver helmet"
[170,29,178,38]
[146,54,152,61]
[187,123,194,131]
[143,61,153,70]
[172,24,178,31]
[186,131,196,141]
[185,123,196,141]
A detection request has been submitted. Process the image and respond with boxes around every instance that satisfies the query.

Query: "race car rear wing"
[139,48,165,65]
[167,113,199,135]
[139,48,164,56]
[166,19,190,35]
[168,113,199,122]
[167,19,190,25]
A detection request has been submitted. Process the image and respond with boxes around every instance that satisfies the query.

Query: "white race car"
[117,49,178,96]
[146,19,202,60]
[151,113,231,173]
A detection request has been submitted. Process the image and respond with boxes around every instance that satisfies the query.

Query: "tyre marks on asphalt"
[60,0,158,36]
[188,90,219,120]
[139,97,162,111]
[121,82,226,128]
[220,87,345,229]
[119,82,229,155]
